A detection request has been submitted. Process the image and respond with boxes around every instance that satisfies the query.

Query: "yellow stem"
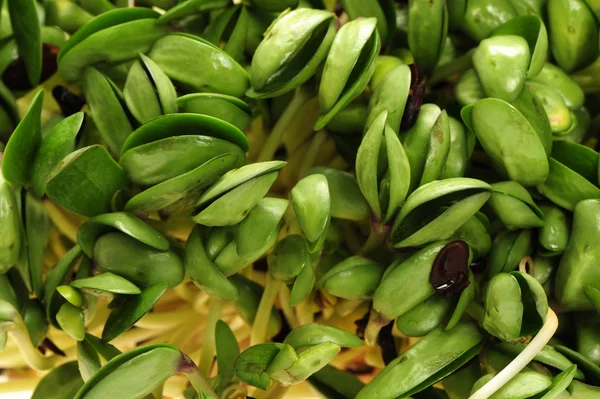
[469,309,559,399]
[199,297,222,377]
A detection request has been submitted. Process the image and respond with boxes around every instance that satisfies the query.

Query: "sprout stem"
[257,87,311,162]
[2,323,55,370]
[187,367,218,398]
[251,274,282,345]
[468,308,559,399]
[299,130,327,177]
[279,286,300,329]
[199,297,223,377]
[364,308,390,347]
[429,49,475,86]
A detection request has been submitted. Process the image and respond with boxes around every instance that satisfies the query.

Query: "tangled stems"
[469,308,559,399]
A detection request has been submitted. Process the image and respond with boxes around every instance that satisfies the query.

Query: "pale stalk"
[364,308,390,347]
[296,293,315,325]
[429,49,475,86]
[257,87,311,162]
[335,299,364,318]
[298,130,327,177]
[187,367,219,398]
[43,200,79,242]
[251,274,283,345]
[1,323,55,370]
[279,286,300,329]
[173,281,196,302]
[199,297,223,377]
[469,309,559,399]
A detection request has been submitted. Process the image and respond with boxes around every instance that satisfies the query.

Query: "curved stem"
[199,297,223,377]
[364,308,391,347]
[279,286,300,329]
[3,323,55,370]
[359,225,387,255]
[257,87,311,162]
[251,274,283,346]
[187,367,219,398]
[296,292,315,326]
[429,49,475,86]
[468,308,559,399]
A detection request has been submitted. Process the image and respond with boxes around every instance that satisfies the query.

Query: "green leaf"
[25,192,50,298]
[125,153,244,214]
[1,90,44,185]
[234,343,283,390]
[44,246,84,328]
[237,197,288,259]
[193,172,279,226]
[78,339,101,381]
[8,0,41,86]
[292,174,331,243]
[57,302,85,341]
[149,33,249,98]
[248,9,335,99]
[0,171,21,268]
[315,18,380,129]
[283,323,363,349]
[31,112,84,197]
[45,145,129,217]
[215,320,240,393]
[77,212,170,259]
[73,344,185,399]
[177,93,251,132]
[58,9,169,81]
[120,111,249,153]
[554,345,600,385]
[84,334,121,361]
[71,272,141,295]
[102,283,167,342]
[31,361,84,399]
[308,365,365,399]
[317,256,385,300]
[82,67,133,157]
[356,323,483,399]
[57,285,84,307]
[94,232,184,289]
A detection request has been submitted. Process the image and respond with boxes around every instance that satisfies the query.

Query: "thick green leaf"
[31,112,84,197]
[121,112,249,155]
[71,272,141,295]
[125,153,244,214]
[215,320,240,393]
[46,145,129,217]
[82,67,133,157]
[149,33,249,98]
[283,324,363,350]
[356,323,483,399]
[73,344,184,399]
[102,283,167,342]
[25,192,50,298]
[1,90,44,185]
[8,0,41,86]
[94,232,184,289]
[77,212,170,258]
[31,361,84,399]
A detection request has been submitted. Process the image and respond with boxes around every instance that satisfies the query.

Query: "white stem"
[468,308,559,399]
